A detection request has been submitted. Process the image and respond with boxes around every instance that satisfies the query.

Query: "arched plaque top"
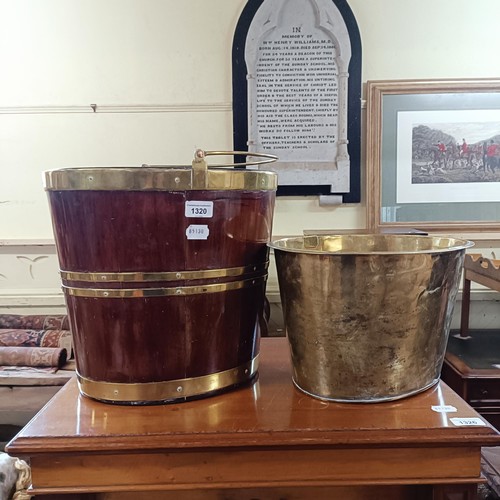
[233,0,361,202]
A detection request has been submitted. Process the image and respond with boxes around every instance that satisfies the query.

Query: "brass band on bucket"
[60,261,269,283]
[77,356,259,402]
[62,275,267,298]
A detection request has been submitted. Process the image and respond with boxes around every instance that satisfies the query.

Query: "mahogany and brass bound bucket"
[44,151,277,404]
[270,234,473,403]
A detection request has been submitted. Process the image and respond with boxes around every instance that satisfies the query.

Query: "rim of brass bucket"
[269,234,474,254]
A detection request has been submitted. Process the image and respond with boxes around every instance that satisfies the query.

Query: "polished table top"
[8,337,500,456]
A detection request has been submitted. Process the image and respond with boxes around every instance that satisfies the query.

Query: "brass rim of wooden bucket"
[43,150,278,191]
[77,356,259,403]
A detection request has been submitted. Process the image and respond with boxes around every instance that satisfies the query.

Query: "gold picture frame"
[366,78,500,241]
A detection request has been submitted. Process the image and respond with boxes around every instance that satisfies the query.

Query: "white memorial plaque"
[244,0,354,191]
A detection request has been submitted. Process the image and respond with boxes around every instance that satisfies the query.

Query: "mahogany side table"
[7,338,500,500]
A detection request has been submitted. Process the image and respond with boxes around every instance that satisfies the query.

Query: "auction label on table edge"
[449,417,486,426]
[431,405,457,413]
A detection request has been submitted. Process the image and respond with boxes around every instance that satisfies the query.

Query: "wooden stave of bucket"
[45,166,277,404]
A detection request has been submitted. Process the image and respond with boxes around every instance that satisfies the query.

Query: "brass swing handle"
[193,149,277,168]
[191,150,278,189]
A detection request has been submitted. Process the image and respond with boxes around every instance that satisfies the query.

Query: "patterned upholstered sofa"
[0,314,74,451]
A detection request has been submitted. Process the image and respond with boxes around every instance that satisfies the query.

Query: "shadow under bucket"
[270,234,474,403]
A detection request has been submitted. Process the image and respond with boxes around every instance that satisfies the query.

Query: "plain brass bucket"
[270,234,474,402]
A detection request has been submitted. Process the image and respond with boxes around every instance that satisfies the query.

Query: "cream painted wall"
[2,0,500,236]
[0,0,499,322]
[350,0,497,80]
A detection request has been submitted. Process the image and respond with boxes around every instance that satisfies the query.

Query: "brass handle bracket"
[192,149,209,189]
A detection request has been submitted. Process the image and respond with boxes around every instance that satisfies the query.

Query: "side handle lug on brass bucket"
[303,235,320,250]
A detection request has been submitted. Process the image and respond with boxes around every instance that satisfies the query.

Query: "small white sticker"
[185,201,213,218]
[186,224,209,240]
[450,417,486,427]
[431,405,457,413]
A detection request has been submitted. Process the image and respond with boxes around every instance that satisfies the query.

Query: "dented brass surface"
[270,234,473,402]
